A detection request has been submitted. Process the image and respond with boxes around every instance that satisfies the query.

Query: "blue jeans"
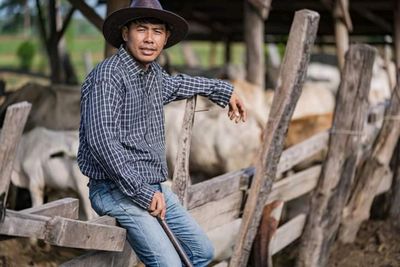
[88,179,214,267]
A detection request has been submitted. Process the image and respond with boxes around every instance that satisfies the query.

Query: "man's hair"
[124,17,171,32]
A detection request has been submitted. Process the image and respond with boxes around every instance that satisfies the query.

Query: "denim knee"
[193,238,214,266]
[203,240,215,262]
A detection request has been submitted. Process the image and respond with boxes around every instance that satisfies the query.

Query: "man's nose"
[144,32,154,43]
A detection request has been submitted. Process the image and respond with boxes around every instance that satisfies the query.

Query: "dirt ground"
[0,219,399,266]
[329,219,400,267]
[273,219,400,267]
[0,239,83,267]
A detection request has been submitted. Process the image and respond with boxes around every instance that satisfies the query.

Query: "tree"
[0,0,31,35]
[35,0,78,84]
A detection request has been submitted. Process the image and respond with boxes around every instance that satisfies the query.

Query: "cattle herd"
[0,56,393,221]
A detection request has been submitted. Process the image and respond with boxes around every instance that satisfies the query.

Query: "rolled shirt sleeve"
[162,71,234,106]
[84,79,156,210]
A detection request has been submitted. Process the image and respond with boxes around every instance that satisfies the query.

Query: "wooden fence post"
[389,139,400,223]
[229,10,319,267]
[333,0,352,70]
[338,71,400,243]
[244,0,272,89]
[0,102,31,222]
[296,44,376,267]
[172,97,197,206]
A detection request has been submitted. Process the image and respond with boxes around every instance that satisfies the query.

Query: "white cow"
[165,79,270,181]
[11,127,95,220]
[165,79,335,180]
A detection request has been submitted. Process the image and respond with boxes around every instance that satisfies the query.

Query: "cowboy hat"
[103,0,189,49]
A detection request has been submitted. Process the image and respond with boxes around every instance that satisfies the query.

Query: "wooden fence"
[0,8,398,267]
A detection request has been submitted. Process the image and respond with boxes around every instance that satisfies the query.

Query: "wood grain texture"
[230,10,320,267]
[45,216,126,251]
[187,132,328,210]
[339,72,400,243]
[0,102,31,222]
[297,44,376,267]
[190,191,243,232]
[172,97,196,206]
[21,198,79,219]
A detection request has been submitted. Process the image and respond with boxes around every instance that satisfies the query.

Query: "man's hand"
[228,91,247,123]
[149,191,166,220]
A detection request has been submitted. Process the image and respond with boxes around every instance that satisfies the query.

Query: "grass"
[0,33,247,85]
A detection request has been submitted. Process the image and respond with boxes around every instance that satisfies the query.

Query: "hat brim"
[103,7,188,49]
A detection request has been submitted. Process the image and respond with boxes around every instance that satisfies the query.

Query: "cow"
[0,83,81,132]
[165,79,336,181]
[11,127,95,220]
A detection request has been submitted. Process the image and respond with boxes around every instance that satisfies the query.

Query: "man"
[78,0,247,266]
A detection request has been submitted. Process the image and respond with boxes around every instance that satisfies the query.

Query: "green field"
[0,33,246,84]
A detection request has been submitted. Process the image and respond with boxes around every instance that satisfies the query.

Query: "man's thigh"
[161,184,214,265]
[89,181,182,267]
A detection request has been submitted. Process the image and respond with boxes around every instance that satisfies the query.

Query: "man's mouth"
[140,48,157,55]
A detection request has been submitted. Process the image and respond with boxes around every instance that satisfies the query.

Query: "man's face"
[122,22,170,69]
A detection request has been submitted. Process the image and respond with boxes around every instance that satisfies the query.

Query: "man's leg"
[89,180,182,267]
[161,184,215,267]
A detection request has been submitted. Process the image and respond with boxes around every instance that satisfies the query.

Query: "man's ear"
[121,26,128,42]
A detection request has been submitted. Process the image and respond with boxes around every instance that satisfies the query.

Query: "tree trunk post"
[0,102,31,222]
[229,10,320,267]
[171,97,197,207]
[296,44,376,267]
[339,72,400,243]
[250,200,283,267]
[396,0,400,69]
[389,0,400,223]
[389,141,400,223]
[333,0,350,70]
[244,0,270,89]
[48,0,63,83]
[105,0,130,58]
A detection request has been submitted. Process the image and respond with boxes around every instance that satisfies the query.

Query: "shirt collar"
[118,45,161,77]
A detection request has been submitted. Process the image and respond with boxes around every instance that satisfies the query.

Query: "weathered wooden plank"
[339,72,400,243]
[0,210,126,252]
[297,44,376,267]
[0,209,48,238]
[188,132,328,210]
[187,168,251,210]
[88,215,116,226]
[0,102,31,222]
[245,0,270,88]
[230,10,319,267]
[172,96,196,206]
[334,0,350,69]
[60,242,138,267]
[45,216,126,251]
[190,191,243,232]
[21,198,79,219]
[277,131,328,174]
[267,165,321,203]
[60,219,137,267]
[190,165,320,233]
[270,213,306,255]
[250,200,283,267]
[390,142,400,223]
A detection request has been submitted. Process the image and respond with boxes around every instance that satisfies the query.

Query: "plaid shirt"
[78,46,233,209]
